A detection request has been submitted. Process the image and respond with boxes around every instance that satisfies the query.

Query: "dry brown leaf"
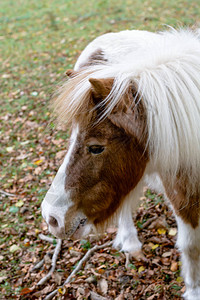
[170,261,178,272]
[98,278,108,295]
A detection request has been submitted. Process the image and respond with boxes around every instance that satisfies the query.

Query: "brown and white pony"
[41,29,200,299]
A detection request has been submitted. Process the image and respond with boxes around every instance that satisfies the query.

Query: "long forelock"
[52,28,200,185]
[51,65,132,126]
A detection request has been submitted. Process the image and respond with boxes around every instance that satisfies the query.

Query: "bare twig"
[44,241,112,300]
[64,241,112,284]
[37,239,62,286]
[142,216,157,229]
[0,189,16,197]
[44,289,58,300]
[125,252,130,269]
[39,234,56,244]
[31,259,44,272]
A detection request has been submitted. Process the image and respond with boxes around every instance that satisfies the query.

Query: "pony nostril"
[48,216,59,227]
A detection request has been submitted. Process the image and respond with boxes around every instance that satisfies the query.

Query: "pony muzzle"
[41,195,69,238]
[41,197,90,239]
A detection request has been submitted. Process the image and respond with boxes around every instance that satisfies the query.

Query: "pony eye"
[88,145,105,155]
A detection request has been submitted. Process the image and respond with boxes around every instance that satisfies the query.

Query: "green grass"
[0,0,200,297]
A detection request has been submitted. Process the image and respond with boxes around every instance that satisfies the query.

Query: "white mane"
[56,29,200,183]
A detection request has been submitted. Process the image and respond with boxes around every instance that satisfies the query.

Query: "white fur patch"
[41,124,79,230]
[145,172,165,194]
[176,216,200,299]
[113,171,146,253]
[74,30,158,71]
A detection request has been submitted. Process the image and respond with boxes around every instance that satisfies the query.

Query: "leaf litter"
[1,180,184,299]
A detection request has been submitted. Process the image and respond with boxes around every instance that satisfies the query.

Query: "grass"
[0,0,200,298]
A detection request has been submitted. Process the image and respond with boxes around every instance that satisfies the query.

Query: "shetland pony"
[41,28,200,299]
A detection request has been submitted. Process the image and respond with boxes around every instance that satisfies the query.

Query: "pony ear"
[109,112,136,135]
[108,87,147,141]
[89,78,114,100]
[109,109,146,142]
[66,69,77,78]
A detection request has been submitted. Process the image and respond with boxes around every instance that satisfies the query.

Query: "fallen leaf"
[148,217,167,229]
[170,261,178,272]
[96,264,107,270]
[90,291,107,300]
[69,249,81,257]
[115,294,124,300]
[34,159,43,165]
[6,146,14,152]
[34,166,42,175]
[58,288,64,294]
[157,228,166,234]
[53,272,62,285]
[98,278,108,295]
[35,229,40,234]
[162,251,172,257]
[15,200,24,207]
[10,244,21,253]
[176,276,184,283]
[138,266,145,273]
[69,256,80,264]
[86,276,96,283]
[20,287,33,295]
[151,244,159,250]
[168,228,177,236]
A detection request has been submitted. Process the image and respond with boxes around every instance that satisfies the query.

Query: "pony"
[41,28,200,299]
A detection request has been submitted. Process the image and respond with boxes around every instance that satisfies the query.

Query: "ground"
[0,0,199,299]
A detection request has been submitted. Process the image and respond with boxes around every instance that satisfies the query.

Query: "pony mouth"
[48,215,89,240]
[71,218,87,239]
[76,217,87,230]
[70,217,91,239]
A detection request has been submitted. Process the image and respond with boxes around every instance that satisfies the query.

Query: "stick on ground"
[0,189,16,197]
[39,233,56,244]
[44,240,112,300]
[37,239,62,286]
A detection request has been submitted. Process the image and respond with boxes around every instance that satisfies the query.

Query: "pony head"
[41,73,148,239]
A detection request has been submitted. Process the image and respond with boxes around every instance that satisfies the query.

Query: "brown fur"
[65,69,77,78]
[89,78,147,143]
[64,79,148,227]
[89,77,114,100]
[163,174,200,228]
